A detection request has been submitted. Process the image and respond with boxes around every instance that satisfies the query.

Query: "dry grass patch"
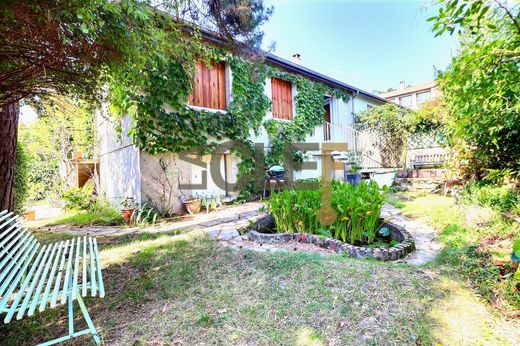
[2,230,518,345]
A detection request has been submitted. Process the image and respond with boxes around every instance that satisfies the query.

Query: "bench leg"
[37,292,101,346]
[76,293,101,345]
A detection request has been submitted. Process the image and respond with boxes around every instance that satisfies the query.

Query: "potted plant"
[121,197,135,223]
[346,165,362,186]
[183,194,202,215]
[201,194,223,213]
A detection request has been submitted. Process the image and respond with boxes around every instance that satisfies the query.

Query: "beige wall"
[386,85,441,110]
[140,152,239,215]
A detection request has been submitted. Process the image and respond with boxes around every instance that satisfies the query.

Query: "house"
[379,81,440,110]
[96,46,387,214]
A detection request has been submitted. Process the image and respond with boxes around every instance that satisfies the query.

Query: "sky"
[20,0,457,124]
[261,0,458,92]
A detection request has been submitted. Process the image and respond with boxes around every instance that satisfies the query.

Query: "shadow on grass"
[2,230,517,345]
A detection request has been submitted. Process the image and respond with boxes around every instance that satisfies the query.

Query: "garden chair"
[0,209,104,345]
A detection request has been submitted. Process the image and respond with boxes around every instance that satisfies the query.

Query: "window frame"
[416,90,431,105]
[399,95,413,107]
[188,60,229,112]
[271,77,294,121]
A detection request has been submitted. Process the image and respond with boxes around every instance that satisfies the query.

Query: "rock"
[373,249,383,260]
[218,229,240,241]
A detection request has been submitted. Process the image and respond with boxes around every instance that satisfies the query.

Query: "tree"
[429,0,520,179]
[14,141,29,213]
[0,0,271,211]
[356,103,413,168]
[19,96,95,203]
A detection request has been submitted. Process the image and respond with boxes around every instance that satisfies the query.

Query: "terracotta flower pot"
[121,208,134,223]
[184,199,201,214]
[23,210,36,221]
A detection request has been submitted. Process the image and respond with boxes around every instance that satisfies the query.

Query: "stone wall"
[247,217,415,261]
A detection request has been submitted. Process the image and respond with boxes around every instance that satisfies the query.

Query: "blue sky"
[20,0,457,124]
[261,0,458,92]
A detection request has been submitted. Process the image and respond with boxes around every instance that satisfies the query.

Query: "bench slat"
[0,237,37,296]
[72,237,81,300]
[0,217,24,246]
[28,242,59,316]
[15,244,54,320]
[5,245,49,323]
[0,231,30,272]
[0,212,16,231]
[89,237,97,297]
[0,242,40,315]
[38,241,65,312]
[94,238,104,298]
[50,240,70,308]
[82,236,87,297]
[60,239,76,304]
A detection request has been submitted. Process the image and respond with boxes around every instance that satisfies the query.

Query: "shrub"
[461,183,519,213]
[51,199,124,226]
[14,142,29,213]
[61,186,94,211]
[266,180,387,245]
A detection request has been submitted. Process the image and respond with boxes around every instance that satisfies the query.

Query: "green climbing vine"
[109,47,271,198]
[109,47,351,198]
[263,69,351,168]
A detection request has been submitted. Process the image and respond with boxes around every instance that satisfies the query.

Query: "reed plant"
[266,180,387,245]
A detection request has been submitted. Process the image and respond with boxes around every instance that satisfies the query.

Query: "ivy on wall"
[263,69,351,168]
[110,47,351,198]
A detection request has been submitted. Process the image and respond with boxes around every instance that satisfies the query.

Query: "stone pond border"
[247,215,416,261]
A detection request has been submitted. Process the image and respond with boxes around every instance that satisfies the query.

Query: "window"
[271,77,293,120]
[417,91,431,104]
[189,61,227,110]
[324,96,332,141]
[399,95,412,107]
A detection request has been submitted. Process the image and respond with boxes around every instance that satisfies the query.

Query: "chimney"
[292,53,301,64]
[399,80,406,91]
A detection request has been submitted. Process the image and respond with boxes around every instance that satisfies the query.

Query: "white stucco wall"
[96,110,141,206]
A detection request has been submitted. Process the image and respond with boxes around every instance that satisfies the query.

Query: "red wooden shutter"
[271,78,292,120]
[189,61,227,110]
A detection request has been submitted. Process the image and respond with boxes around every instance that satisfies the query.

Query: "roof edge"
[265,54,387,103]
[197,30,387,104]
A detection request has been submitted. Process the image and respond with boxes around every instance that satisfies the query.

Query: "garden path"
[35,201,440,265]
[381,204,441,265]
[34,202,265,238]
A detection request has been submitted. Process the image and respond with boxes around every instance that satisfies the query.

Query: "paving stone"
[218,229,240,241]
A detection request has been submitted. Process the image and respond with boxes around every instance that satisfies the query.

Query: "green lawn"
[390,192,520,313]
[1,227,518,345]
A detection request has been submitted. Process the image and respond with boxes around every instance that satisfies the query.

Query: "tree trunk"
[0,103,19,212]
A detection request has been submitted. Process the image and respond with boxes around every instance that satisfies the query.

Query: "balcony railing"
[322,122,361,151]
[319,122,385,169]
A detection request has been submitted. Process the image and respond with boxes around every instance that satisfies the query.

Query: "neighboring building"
[96,46,387,213]
[379,81,440,110]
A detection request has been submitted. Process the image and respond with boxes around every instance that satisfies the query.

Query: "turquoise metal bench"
[0,210,104,345]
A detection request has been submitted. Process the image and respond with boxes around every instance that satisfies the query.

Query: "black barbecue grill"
[263,166,285,198]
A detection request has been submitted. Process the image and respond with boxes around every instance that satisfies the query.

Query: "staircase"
[322,122,384,170]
